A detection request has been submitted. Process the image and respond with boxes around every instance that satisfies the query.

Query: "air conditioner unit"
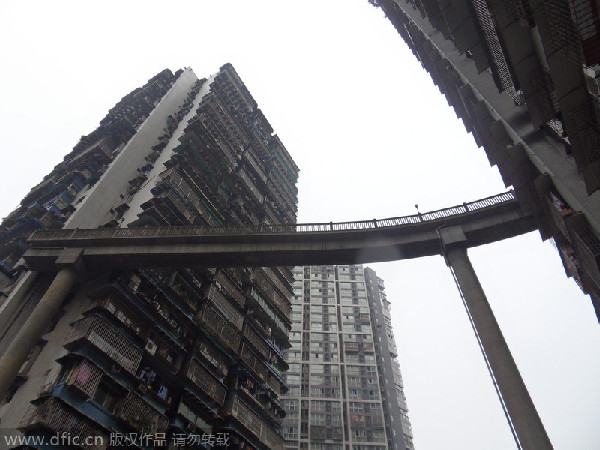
[145,340,157,355]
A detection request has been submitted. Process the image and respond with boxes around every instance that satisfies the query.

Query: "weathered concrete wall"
[0,289,94,429]
[65,68,199,229]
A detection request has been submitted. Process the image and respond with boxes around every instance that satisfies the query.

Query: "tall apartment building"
[371,0,600,320]
[282,265,413,450]
[0,64,298,449]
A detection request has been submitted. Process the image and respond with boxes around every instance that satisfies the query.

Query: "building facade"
[282,265,413,450]
[371,0,600,320]
[0,64,298,449]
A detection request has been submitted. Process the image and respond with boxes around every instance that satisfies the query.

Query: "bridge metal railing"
[28,191,515,242]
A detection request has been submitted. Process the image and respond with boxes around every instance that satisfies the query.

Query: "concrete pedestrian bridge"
[23,191,535,272]
[3,190,551,449]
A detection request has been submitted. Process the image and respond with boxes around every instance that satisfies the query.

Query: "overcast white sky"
[1,1,599,448]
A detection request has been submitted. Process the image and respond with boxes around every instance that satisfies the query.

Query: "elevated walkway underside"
[23,191,537,271]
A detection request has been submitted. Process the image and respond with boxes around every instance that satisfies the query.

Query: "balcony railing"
[244,150,267,184]
[223,395,283,449]
[185,358,227,406]
[19,397,108,449]
[114,391,169,435]
[240,343,269,382]
[249,288,289,338]
[214,270,246,309]
[65,315,142,375]
[197,304,241,354]
[197,338,230,377]
[546,192,572,237]
[207,285,244,330]
[29,191,516,241]
[65,359,104,398]
[572,230,600,283]
[243,324,270,359]
[238,168,264,204]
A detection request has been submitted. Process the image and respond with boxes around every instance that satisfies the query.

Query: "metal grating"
[207,285,244,330]
[243,325,270,359]
[226,395,284,449]
[197,304,241,353]
[19,397,108,449]
[569,101,600,165]
[542,0,585,63]
[471,0,524,103]
[572,229,600,281]
[115,391,168,435]
[526,67,559,124]
[66,360,104,398]
[505,0,536,26]
[569,0,600,65]
[65,315,142,375]
[186,359,226,405]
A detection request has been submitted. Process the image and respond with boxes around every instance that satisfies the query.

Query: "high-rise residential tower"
[282,265,413,450]
[0,64,298,449]
[371,0,600,320]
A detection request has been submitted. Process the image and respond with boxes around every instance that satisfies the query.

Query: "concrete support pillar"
[0,271,39,337]
[0,267,77,402]
[440,227,552,450]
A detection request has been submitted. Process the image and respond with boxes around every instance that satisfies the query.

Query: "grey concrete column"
[0,267,77,402]
[440,227,552,450]
[0,271,39,337]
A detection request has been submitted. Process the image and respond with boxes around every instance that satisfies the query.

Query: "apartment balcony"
[167,271,202,314]
[196,304,241,355]
[253,269,292,323]
[240,343,269,383]
[263,200,280,224]
[159,168,222,226]
[248,288,289,339]
[185,358,227,406]
[262,268,293,311]
[546,192,572,237]
[108,282,188,349]
[268,171,295,210]
[19,397,108,449]
[238,168,264,205]
[114,390,168,435]
[345,342,359,353]
[243,150,268,185]
[243,324,270,359]
[205,284,244,330]
[572,228,600,287]
[214,269,246,309]
[222,395,284,449]
[310,425,343,441]
[361,342,374,352]
[238,376,285,426]
[65,315,143,376]
[64,359,104,399]
[215,140,238,169]
[278,266,295,285]
[195,337,231,378]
